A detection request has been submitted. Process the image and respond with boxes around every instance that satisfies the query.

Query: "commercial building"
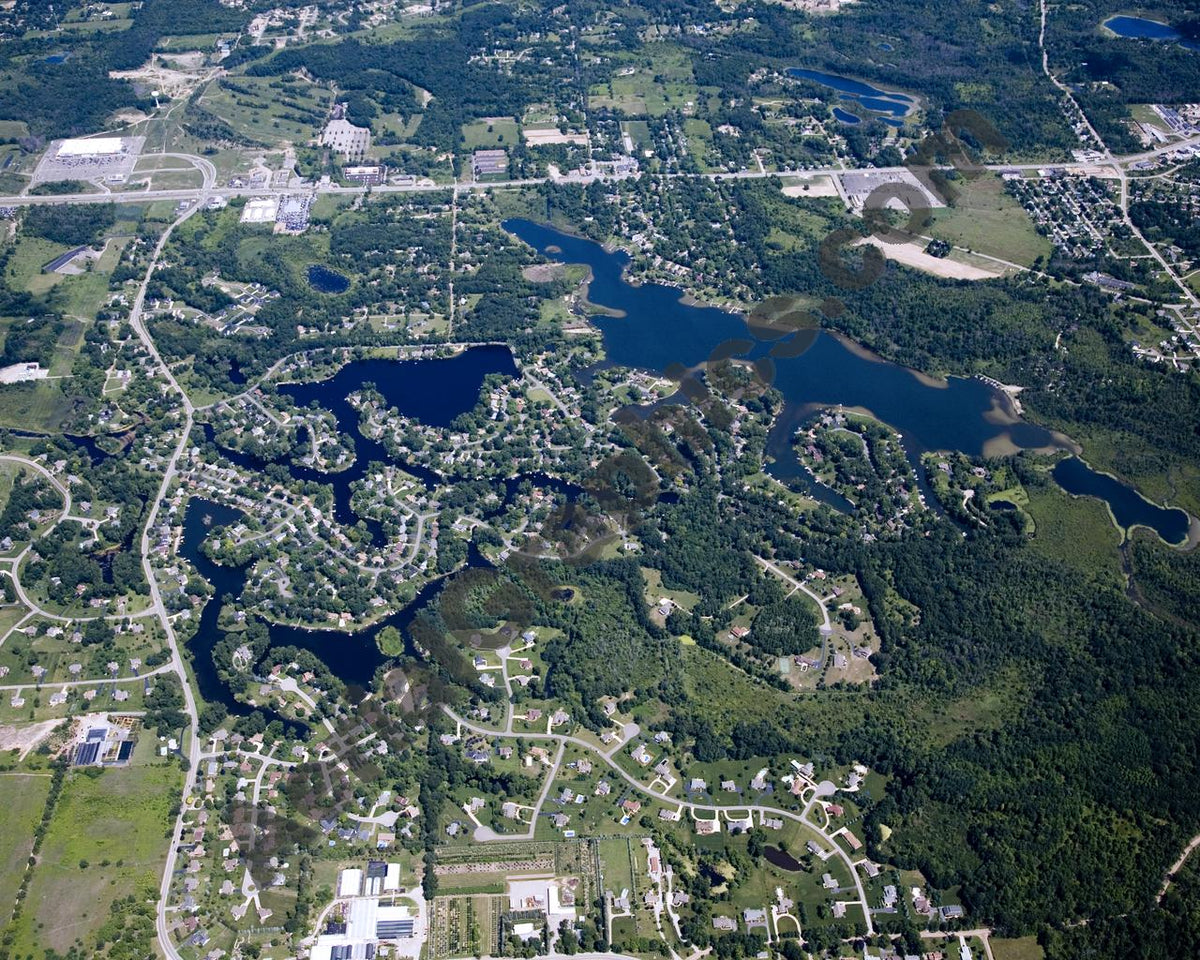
[472,149,508,177]
[57,137,125,157]
[240,197,279,224]
[343,164,386,186]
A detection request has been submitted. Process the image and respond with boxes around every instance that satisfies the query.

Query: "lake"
[183,344,590,701]
[1052,457,1191,544]
[307,264,350,294]
[787,68,914,120]
[503,219,1196,532]
[504,219,1063,478]
[832,107,861,125]
[1103,15,1200,50]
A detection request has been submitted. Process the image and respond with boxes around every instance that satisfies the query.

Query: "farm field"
[6,759,181,956]
[0,770,53,916]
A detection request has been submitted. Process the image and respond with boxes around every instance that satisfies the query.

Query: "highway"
[2,134,1199,210]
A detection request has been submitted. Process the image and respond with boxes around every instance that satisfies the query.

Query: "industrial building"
[71,714,138,766]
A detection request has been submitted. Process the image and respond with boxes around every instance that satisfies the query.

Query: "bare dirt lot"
[858,237,1004,281]
[0,719,64,759]
[780,175,839,199]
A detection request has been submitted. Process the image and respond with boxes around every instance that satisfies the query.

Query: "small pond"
[763,846,804,871]
[307,264,350,294]
[1103,15,1200,49]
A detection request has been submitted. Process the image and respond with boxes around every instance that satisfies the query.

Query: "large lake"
[503,218,1194,540]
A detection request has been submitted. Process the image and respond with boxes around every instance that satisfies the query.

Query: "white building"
[57,137,124,157]
[338,867,363,897]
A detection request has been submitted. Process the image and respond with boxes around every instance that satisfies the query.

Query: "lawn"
[927,173,1052,267]
[8,760,181,956]
[597,836,635,896]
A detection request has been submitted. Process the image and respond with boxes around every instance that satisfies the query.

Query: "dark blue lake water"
[180,498,397,713]
[1052,457,1190,544]
[832,107,861,125]
[505,219,1055,452]
[183,345,589,701]
[307,264,350,294]
[787,68,913,119]
[504,219,1196,535]
[1104,15,1200,50]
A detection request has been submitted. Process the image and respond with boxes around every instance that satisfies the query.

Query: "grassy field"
[199,75,330,146]
[992,936,1046,960]
[928,173,1052,267]
[8,760,181,956]
[461,119,519,149]
[588,46,706,117]
[0,772,53,918]
[4,236,71,294]
[597,836,635,897]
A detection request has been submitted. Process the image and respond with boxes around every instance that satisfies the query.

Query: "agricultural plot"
[428,893,505,959]
[6,760,181,957]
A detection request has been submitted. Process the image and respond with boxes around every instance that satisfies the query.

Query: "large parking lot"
[32,136,145,186]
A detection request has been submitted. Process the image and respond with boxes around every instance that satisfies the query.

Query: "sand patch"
[0,720,64,760]
[781,175,839,198]
[858,237,1003,281]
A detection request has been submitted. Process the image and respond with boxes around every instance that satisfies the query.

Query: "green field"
[597,836,635,896]
[588,47,707,117]
[992,936,1046,960]
[0,771,53,917]
[8,760,181,956]
[928,173,1052,267]
[461,119,519,149]
[199,75,331,146]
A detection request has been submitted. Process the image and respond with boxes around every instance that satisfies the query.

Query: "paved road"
[4,136,1200,209]
[754,554,833,634]
[446,705,876,934]
[117,184,207,960]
